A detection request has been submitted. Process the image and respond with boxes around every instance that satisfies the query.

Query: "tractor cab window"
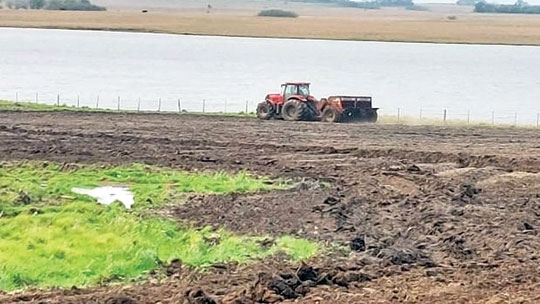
[298,84,310,96]
[284,85,297,95]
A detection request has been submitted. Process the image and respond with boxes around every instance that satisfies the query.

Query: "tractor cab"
[281,82,311,101]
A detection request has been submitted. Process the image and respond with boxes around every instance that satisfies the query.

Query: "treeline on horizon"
[476,0,540,13]
[289,0,417,9]
[294,0,540,13]
[0,0,105,10]
[458,0,540,14]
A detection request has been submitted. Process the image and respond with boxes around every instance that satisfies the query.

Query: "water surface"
[1,27,540,124]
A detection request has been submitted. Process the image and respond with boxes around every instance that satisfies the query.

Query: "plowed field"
[1,111,539,303]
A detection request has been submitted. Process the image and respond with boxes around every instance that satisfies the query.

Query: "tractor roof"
[283,82,310,85]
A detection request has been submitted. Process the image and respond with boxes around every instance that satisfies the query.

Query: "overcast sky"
[415,0,540,3]
[346,0,540,5]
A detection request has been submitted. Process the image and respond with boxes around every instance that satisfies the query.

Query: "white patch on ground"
[477,172,540,188]
[435,166,502,179]
[71,186,135,209]
[415,162,459,174]
[435,167,478,177]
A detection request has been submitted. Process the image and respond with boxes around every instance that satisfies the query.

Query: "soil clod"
[184,288,217,304]
[14,191,32,205]
[104,295,138,304]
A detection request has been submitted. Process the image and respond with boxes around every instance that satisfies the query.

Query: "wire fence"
[377,107,540,128]
[9,92,254,114]
[5,92,540,128]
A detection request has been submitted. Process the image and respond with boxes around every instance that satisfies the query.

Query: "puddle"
[71,186,135,209]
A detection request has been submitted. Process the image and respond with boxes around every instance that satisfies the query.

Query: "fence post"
[419,108,422,120]
[96,95,99,109]
[35,93,38,103]
[491,111,494,126]
[117,96,120,111]
[537,113,539,128]
[57,94,60,106]
[224,99,227,113]
[177,99,181,113]
[443,109,447,125]
[514,112,518,126]
[203,99,206,113]
[397,107,401,122]
[467,110,470,125]
[15,92,18,102]
[245,100,248,114]
[158,98,162,112]
[138,98,141,112]
[77,95,80,108]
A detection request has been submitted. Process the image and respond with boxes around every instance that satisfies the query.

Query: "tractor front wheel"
[282,100,314,121]
[321,106,341,123]
[256,101,275,120]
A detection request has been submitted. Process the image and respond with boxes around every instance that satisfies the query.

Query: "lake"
[1,27,540,124]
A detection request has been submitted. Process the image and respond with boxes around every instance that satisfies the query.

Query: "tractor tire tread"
[282,100,315,121]
[321,106,341,123]
[256,101,275,120]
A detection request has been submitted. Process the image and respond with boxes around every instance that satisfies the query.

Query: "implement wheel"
[361,109,378,123]
[256,101,275,120]
[367,110,378,123]
[321,106,341,123]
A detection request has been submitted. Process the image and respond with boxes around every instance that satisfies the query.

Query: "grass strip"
[0,161,281,214]
[0,100,255,116]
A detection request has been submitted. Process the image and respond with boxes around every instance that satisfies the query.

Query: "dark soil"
[1,111,540,303]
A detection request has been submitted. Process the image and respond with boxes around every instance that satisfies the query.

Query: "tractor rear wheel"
[282,100,315,121]
[305,101,319,120]
[256,101,275,120]
[321,106,341,123]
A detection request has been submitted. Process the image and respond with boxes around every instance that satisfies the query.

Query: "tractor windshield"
[298,84,310,96]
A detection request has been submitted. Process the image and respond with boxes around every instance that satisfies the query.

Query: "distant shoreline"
[2,25,540,47]
[1,9,540,46]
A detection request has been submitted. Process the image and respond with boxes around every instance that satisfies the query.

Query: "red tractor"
[256,82,378,123]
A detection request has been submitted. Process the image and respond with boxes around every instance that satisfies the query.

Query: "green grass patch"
[270,235,319,261]
[405,4,429,11]
[0,161,317,292]
[257,9,299,18]
[0,202,317,291]
[0,100,90,112]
